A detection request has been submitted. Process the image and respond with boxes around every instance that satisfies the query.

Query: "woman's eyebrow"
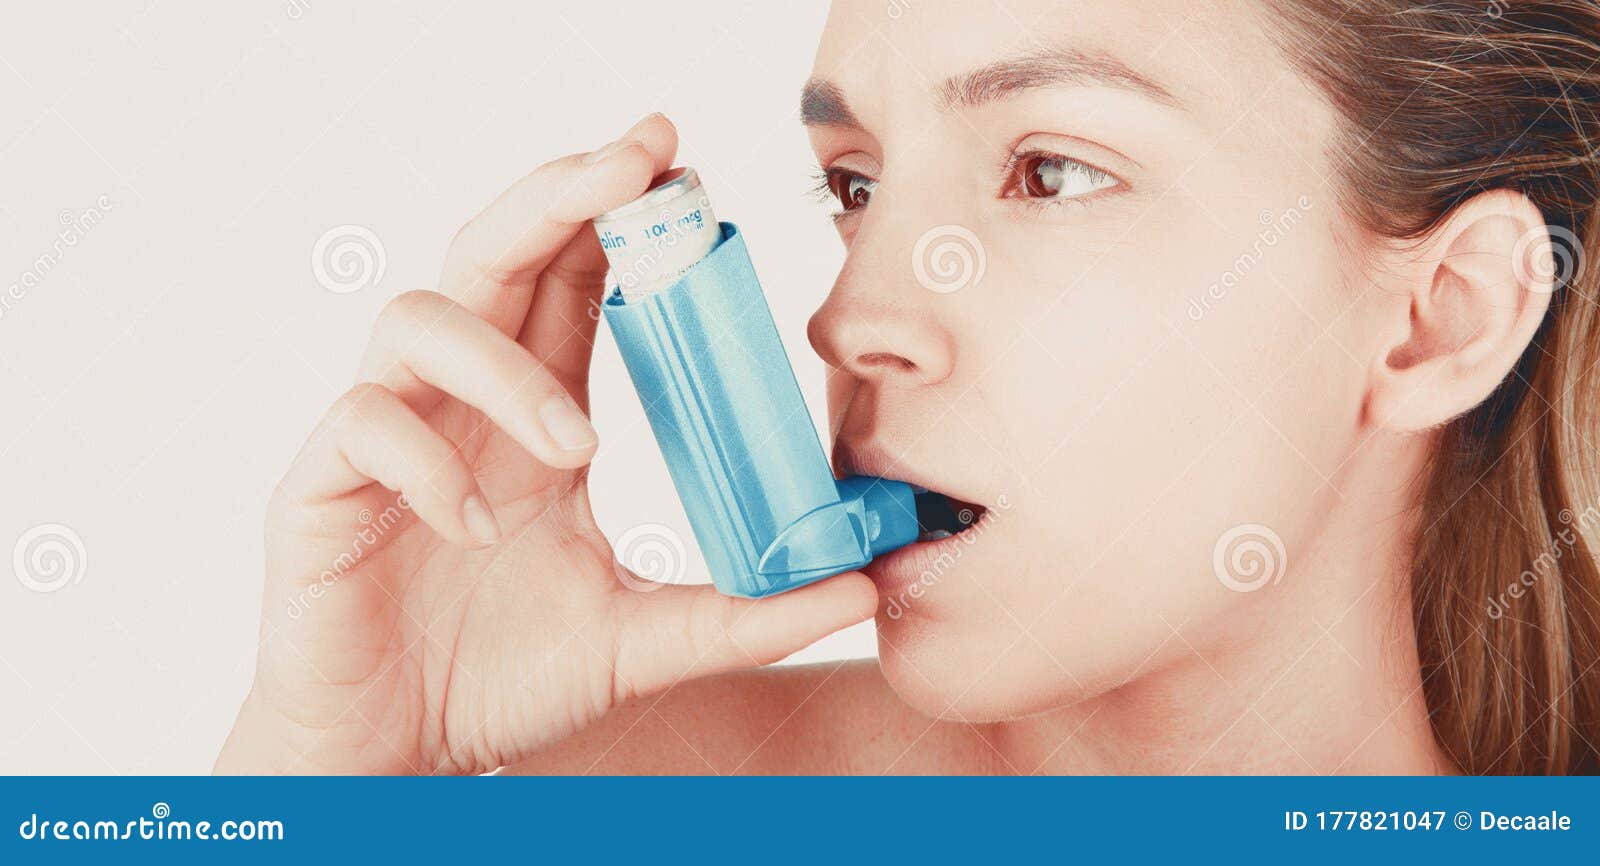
[800,48,1179,130]
[939,47,1181,109]
[800,79,861,128]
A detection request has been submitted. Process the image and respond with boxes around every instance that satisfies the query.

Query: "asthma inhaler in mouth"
[595,167,919,598]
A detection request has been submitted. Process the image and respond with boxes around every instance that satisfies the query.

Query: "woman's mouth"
[912,488,988,541]
[864,485,997,601]
[830,442,997,595]
[830,442,990,538]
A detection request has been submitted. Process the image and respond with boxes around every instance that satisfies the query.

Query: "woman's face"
[806,0,1380,718]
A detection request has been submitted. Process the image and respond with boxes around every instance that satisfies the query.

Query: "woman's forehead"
[811,0,1290,119]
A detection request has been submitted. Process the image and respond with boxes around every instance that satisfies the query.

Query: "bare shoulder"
[501,659,985,775]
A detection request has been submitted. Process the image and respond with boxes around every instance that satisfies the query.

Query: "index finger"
[437,113,680,340]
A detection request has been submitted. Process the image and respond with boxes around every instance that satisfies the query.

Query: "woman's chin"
[874,618,1092,722]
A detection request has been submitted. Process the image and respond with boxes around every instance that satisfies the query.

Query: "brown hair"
[1273,0,1600,773]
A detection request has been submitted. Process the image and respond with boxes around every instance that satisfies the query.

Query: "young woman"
[217,0,1600,775]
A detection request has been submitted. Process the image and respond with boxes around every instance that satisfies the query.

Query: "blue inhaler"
[595,167,919,598]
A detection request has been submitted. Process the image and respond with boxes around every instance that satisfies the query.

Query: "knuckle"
[445,218,520,286]
[447,217,487,260]
[377,289,448,335]
[264,480,295,524]
[333,381,392,417]
[328,383,398,441]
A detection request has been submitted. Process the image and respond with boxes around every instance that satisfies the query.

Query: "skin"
[219,0,1554,775]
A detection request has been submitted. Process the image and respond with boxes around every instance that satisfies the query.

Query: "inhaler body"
[595,169,917,597]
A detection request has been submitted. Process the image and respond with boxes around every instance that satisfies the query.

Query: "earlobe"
[1365,190,1554,433]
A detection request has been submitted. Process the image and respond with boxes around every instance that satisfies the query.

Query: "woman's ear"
[1364,189,1555,432]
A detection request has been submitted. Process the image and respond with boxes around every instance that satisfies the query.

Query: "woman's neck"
[989,440,1455,775]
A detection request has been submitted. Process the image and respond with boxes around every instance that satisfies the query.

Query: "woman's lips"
[832,442,990,518]
[832,442,917,487]
[830,441,998,601]
[864,507,994,600]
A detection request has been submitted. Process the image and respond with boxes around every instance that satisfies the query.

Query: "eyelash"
[1000,150,1120,210]
[809,150,1123,220]
[808,168,868,224]
[807,168,835,201]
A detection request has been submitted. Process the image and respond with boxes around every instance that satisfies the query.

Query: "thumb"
[611,573,879,702]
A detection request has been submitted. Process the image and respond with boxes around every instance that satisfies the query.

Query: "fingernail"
[461,494,500,545]
[582,138,638,166]
[539,392,599,451]
[624,112,666,137]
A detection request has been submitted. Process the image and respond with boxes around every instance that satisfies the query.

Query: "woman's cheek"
[985,258,1186,526]
[975,211,1336,575]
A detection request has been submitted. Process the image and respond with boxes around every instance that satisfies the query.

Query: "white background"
[0,1,875,775]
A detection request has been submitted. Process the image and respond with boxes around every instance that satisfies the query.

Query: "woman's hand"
[216,113,877,775]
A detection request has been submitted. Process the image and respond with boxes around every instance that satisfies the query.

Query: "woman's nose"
[806,244,957,387]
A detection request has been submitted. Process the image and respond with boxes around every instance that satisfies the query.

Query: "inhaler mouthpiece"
[595,167,918,598]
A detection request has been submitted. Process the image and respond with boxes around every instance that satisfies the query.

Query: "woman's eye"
[1008,153,1120,201]
[826,170,876,212]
